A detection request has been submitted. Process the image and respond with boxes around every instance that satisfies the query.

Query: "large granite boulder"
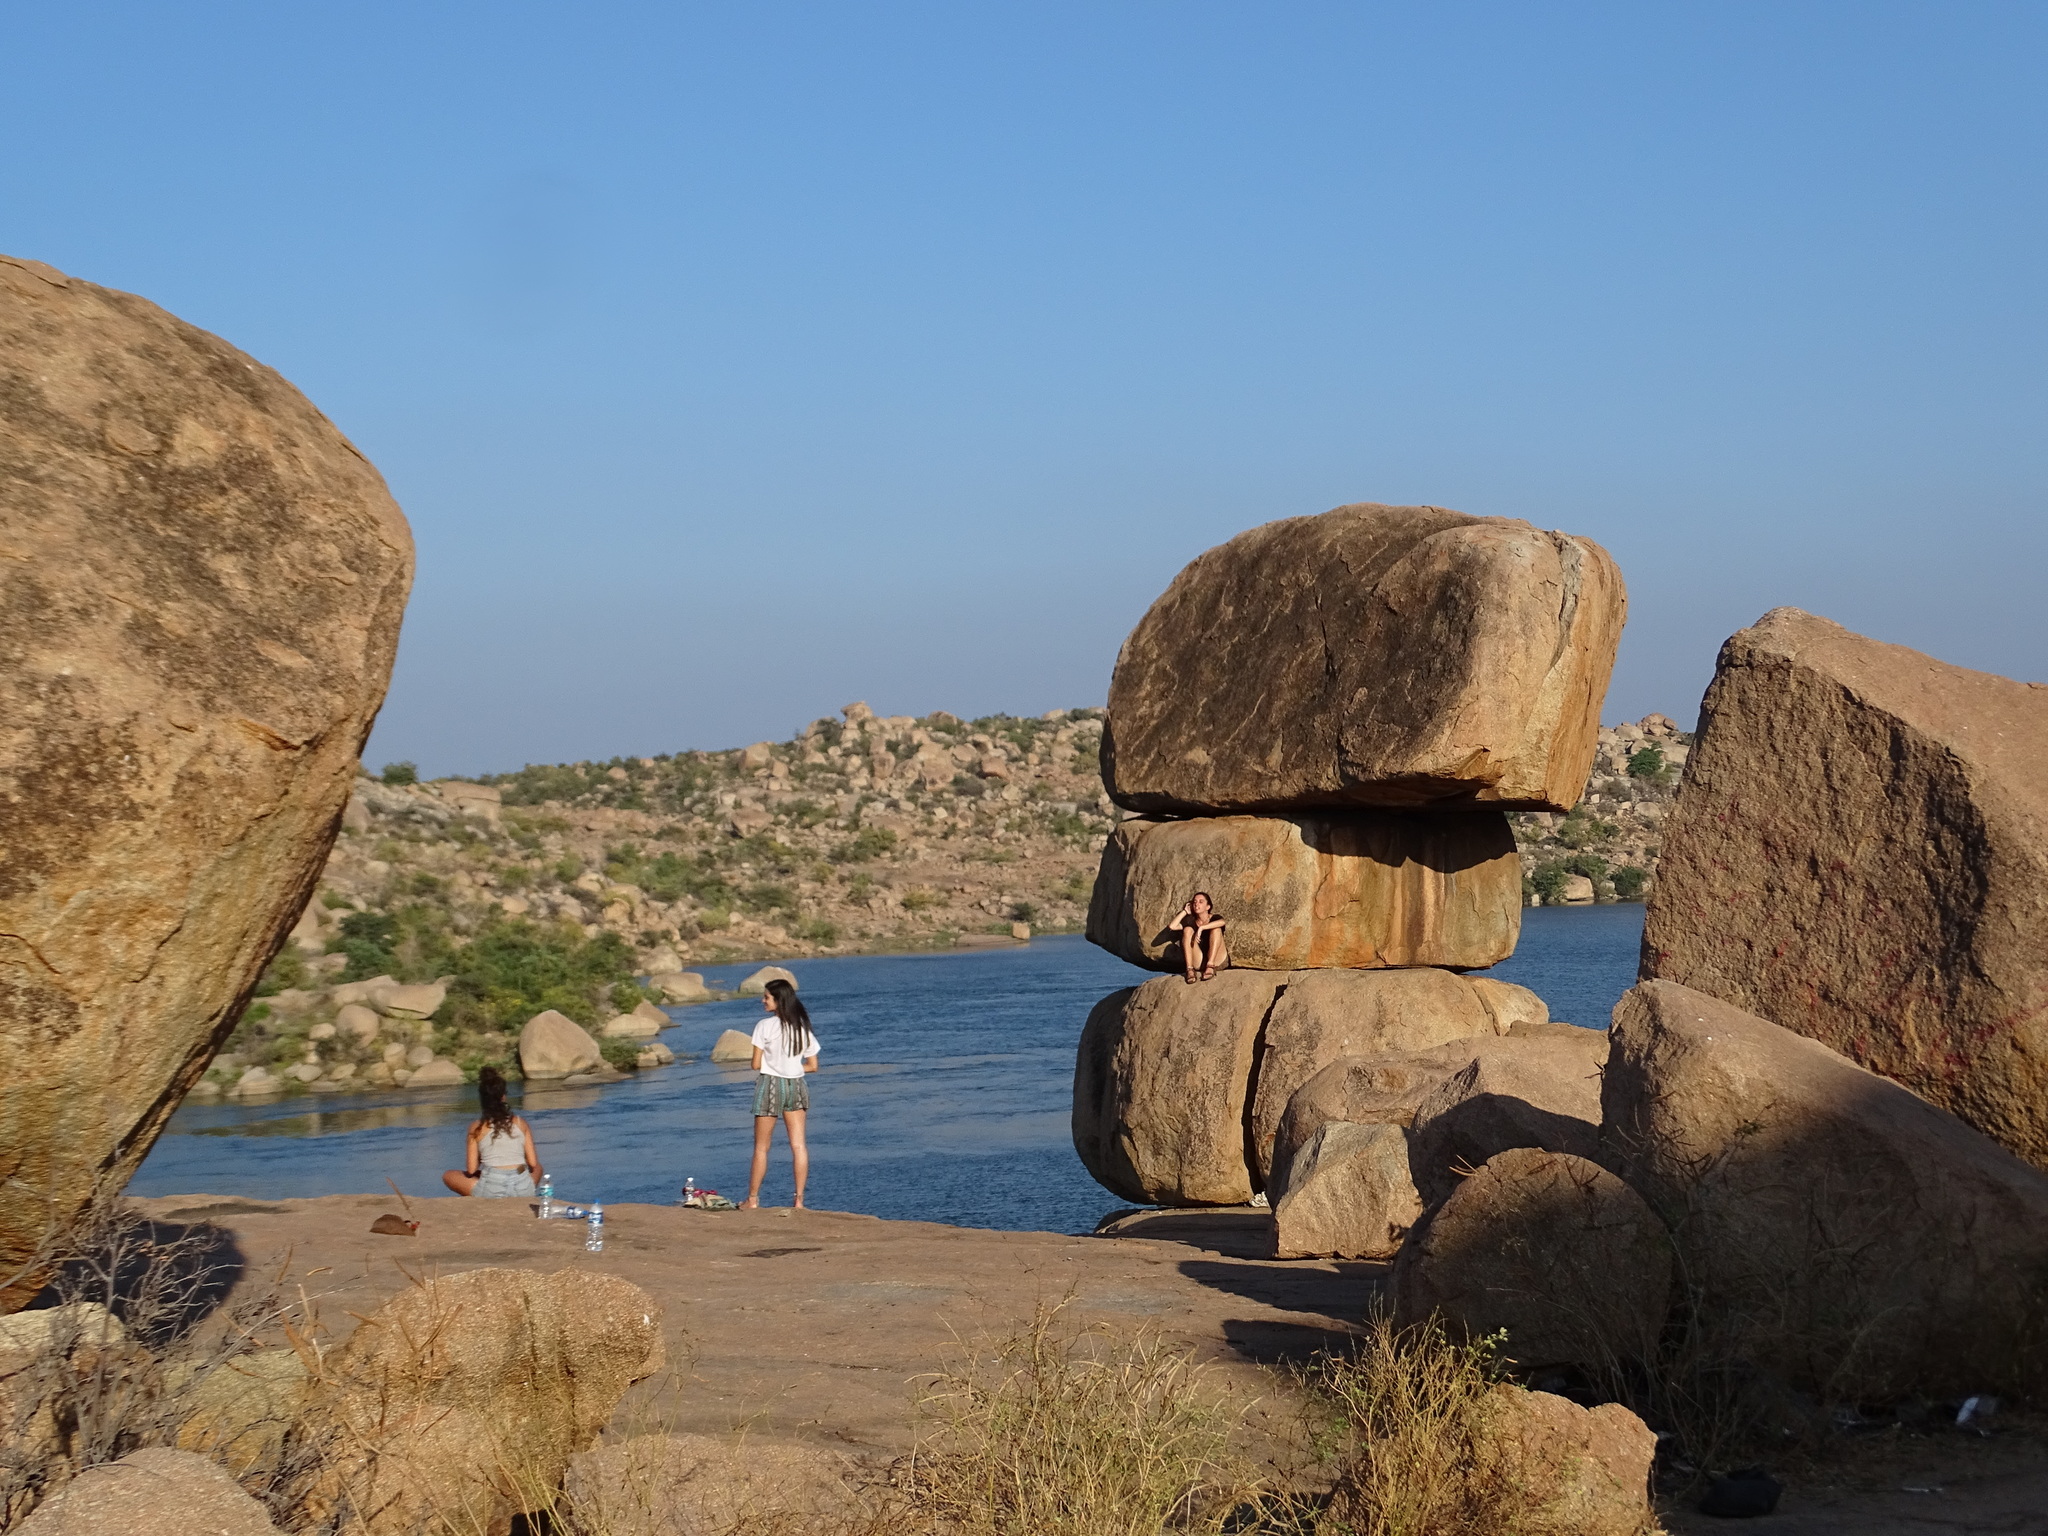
[1087,810,1521,972]
[1641,608,2048,1168]
[1072,973,1282,1205]
[1265,1025,1606,1257]
[0,255,412,1307]
[518,1010,604,1079]
[13,1447,283,1536]
[1406,1023,1607,1208]
[1604,980,2048,1399]
[1246,969,1506,1184]
[1391,1149,1674,1373]
[293,1268,663,1535]
[1270,1121,1420,1259]
[1102,503,1626,814]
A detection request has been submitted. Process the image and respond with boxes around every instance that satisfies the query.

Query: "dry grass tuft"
[892,1299,1266,1536]
[1305,1313,1537,1536]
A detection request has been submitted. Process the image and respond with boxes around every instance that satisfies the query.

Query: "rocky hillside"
[1509,712,1691,904]
[207,703,1687,1100]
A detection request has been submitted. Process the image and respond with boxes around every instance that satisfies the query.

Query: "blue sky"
[6,4,2044,776]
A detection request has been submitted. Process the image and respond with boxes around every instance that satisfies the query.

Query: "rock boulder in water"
[1087,811,1521,972]
[1641,607,2048,1169]
[1102,503,1625,814]
[0,255,412,1307]
[518,1010,605,1079]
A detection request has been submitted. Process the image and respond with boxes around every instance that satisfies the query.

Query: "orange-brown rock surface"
[1102,503,1626,815]
[1391,1148,1673,1374]
[1072,973,1281,1205]
[1640,608,2048,1168]
[0,255,412,1306]
[1604,980,2048,1399]
[1086,810,1521,972]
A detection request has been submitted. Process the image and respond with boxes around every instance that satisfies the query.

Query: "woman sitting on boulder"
[443,1066,544,1198]
[1170,891,1229,983]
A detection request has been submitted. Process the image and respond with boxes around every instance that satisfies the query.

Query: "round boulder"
[403,1058,465,1088]
[0,256,413,1304]
[710,1029,756,1063]
[651,971,709,1003]
[737,966,795,996]
[519,1010,605,1080]
[1072,973,1286,1205]
[1391,1148,1673,1372]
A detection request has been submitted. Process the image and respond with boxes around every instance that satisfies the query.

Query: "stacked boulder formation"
[0,256,413,1307]
[1383,610,2048,1406]
[1073,503,1629,1260]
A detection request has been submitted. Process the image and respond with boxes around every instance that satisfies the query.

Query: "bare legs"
[742,1110,810,1209]
[1180,927,1230,982]
[786,1110,809,1208]
[442,1169,479,1196]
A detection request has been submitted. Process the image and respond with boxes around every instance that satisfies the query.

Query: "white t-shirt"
[751,1018,821,1079]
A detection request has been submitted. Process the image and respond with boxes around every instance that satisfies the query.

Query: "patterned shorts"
[753,1073,811,1118]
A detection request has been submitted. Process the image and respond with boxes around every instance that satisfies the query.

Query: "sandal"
[1200,966,1216,981]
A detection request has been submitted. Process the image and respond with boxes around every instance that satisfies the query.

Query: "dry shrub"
[0,1196,320,1527]
[1305,1313,1534,1536]
[897,1300,1265,1536]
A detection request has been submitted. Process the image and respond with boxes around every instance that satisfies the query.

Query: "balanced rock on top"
[0,255,412,1308]
[1641,607,2048,1169]
[1101,503,1626,815]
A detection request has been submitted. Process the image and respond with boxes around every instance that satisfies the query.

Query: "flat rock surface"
[125,1195,1375,1456]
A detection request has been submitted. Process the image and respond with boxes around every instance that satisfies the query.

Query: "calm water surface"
[132,908,1644,1233]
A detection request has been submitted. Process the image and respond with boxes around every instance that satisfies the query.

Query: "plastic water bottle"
[538,1179,554,1219]
[683,1177,696,1205]
[584,1202,604,1252]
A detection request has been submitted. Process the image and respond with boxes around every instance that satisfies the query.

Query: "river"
[131,906,1644,1234]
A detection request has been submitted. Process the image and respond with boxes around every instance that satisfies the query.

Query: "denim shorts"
[753,1073,810,1118]
[475,1167,536,1199]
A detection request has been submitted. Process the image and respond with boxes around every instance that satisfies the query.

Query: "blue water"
[131,911,1644,1234]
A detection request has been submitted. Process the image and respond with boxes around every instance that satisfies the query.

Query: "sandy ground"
[125,1194,2048,1532]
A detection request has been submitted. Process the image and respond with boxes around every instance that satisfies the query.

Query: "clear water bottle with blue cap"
[538,1178,554,1219]
[584,1202,604,1252]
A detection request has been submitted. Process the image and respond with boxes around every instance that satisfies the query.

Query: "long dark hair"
[765,978,814,1058]
[477,1065,516,1136]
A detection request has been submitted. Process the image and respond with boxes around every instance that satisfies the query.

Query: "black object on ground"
[1700,1467,1782,1517]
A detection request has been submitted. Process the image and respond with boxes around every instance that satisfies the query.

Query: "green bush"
[901,888,941,912]
[1530,862,1573,905]
[834,827,898,864]
[1010,901,1038,925]
[253,946,308,996]
[796,917,841,944]
[1612,865,1650,900]
[379,761,418,786]
[1627,745,1673,784]
[439,918,640,1030]
[1556,810,1618,849]
[746,883,797,914]
[553,856,583,883]
[332,910,400,980]
[598,1038,642,1072]
[1047,810,1088,841]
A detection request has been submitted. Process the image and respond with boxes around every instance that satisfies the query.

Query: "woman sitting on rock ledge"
[443,1066,545,1198]
[1171,891,1229,983]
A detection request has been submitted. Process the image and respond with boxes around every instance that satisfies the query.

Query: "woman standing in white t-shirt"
[743,977,821,1209]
